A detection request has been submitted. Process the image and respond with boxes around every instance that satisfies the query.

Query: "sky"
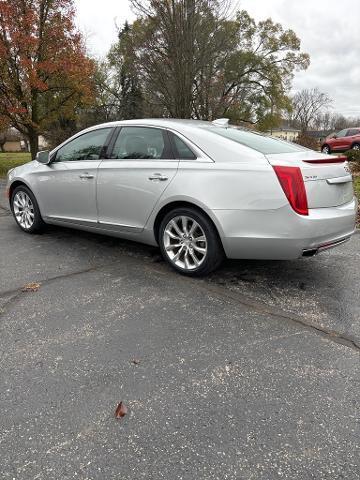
[75,0,360,117]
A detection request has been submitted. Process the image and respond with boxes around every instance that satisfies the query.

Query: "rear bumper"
[212,197,357,260]
[302,235,352,256]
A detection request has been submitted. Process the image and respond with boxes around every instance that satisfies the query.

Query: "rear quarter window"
[203,126,307,155]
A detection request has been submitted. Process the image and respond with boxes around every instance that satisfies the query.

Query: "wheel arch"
[351,142,360,149]
[9,180,32,200]
[153,200,224,247]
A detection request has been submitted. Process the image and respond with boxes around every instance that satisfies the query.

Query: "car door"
[345,128,360,148]
[331,129,348,150]
[37,127,114,224]
[96,126,178,232]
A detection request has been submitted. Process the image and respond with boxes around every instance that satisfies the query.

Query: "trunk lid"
[266,151,354,208]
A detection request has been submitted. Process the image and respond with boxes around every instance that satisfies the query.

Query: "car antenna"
[212,118,230,127]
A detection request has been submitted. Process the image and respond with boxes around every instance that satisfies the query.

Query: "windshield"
[204,126,307,155]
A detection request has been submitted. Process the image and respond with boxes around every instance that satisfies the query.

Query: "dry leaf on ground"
[115,402,128,419]
[22,282,41,292]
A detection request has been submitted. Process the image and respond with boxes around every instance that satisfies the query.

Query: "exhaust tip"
[302,248,318,257]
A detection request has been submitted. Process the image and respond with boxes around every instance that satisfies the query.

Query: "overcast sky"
[75,0,360,117]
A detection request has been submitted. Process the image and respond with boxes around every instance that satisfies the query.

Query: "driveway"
[0,182,359,479]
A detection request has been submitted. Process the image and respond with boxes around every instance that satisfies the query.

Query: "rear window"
[204,126,307,155]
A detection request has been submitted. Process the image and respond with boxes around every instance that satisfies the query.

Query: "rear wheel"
[11,185,45,233]
[352,143,360,151]
[321,144,331,154]
[159,207,224,276]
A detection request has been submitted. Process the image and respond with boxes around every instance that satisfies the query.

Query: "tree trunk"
[28,131,39,159]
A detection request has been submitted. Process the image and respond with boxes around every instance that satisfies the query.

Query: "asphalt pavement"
[0,182,359,479]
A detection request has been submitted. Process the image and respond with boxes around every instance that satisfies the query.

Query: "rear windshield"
[204,126,307,155]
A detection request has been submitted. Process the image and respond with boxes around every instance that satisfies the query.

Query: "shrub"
[293,134,319,150]
[343,149,360,163]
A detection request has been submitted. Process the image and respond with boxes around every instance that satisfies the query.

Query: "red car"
[321,127,360,154]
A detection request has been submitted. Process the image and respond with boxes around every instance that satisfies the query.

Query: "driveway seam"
[1,252,359,354]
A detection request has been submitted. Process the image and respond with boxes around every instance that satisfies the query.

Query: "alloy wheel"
[13,191,35,230]
[163,215,208,270]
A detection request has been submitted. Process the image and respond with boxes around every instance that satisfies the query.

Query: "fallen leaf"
[115,402,128,419]
[22,282,41,292]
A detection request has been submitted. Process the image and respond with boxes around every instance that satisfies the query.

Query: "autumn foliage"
[0,0,95,156]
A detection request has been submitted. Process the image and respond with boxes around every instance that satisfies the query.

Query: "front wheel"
[321,144,331,154]
[159,207,224,276]
[11,185,45,233]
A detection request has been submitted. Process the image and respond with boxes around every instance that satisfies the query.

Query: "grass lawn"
[0,152,31,177]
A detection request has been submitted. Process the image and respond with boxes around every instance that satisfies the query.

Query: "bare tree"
[122,2,309,121]
[292,88,332,133]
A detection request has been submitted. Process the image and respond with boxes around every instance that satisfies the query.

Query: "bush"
[343,149,360,163]
[293,134,319,150]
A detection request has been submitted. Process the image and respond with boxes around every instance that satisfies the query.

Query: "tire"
[159,207,224,276]
[352,143,360,151]
[11,185,45,233]
[321,144,331,154]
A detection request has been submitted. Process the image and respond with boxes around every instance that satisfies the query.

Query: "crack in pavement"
[1,249,359,355]
[198,281,360,353]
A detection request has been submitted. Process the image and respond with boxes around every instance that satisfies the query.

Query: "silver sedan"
[6,119,357,276]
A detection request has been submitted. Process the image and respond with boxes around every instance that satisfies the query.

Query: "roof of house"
[270,127,301,133]
[306,130,333,138]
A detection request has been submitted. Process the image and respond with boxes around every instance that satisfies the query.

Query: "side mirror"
[36,150,51,164]
[332,134,337,139]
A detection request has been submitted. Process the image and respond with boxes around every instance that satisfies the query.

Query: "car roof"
[85,118,211,131]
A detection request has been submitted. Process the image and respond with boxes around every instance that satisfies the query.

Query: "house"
[268,127,301,142]
[0,128,48,152]
[0,128,25,152]
[306,130,334,145]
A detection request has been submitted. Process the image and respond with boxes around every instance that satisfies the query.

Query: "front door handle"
[148,173,168,182]
[79,173,94,179]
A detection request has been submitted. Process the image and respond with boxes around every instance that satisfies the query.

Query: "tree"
[0,0,95,157]
[107,21,144,120]
[115,1,309,124]
[0,115,10,152]
[291,88,332,133]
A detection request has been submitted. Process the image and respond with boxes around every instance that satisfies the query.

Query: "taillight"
[273,166,309,216]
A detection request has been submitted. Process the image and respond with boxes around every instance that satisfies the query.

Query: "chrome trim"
[302,236,351,256]
[46,215,98,225]
[317,236,351,252]
[326,175,352,185]
[98,220,142,233]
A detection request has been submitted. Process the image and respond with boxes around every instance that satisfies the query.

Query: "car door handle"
[148,173,168,182]
[79,173,94,179]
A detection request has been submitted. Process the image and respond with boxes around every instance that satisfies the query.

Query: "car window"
[110,127,170,159]
[336,129,348,138]
[55,128,112,162]
[204,126,307,155]
[346,129,360,136]
[171,133,196,159]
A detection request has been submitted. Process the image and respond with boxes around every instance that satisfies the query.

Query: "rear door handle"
[79,173,94,179]
[148,173,168,182]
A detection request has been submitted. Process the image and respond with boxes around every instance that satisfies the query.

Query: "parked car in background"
[6,119,357,276]
[321,127,360,154]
